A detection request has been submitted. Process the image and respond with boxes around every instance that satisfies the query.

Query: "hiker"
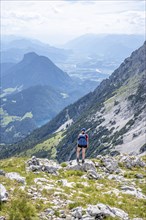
[76,128,89,164]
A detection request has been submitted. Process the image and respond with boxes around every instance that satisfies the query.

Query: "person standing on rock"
[76,128,89,164]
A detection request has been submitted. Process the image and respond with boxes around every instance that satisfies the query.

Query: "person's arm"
[86,134,89,148]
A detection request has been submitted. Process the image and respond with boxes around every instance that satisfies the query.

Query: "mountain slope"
[0,53,99,144]
[0,42,145,160]
[0,85,72,144]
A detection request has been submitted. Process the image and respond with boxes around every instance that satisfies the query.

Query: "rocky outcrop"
[1,154,145,219]
[86,203,129,220]
[119,155,146,169]
[26,156,61,175]
[100,156,120,173]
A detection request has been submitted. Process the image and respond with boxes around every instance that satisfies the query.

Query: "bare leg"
[76,147,81,161]
[82,148,86,162]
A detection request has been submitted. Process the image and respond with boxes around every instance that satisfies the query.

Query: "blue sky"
[1,0,145,45]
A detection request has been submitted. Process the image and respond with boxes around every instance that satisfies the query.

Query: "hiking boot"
[82,159,85,164]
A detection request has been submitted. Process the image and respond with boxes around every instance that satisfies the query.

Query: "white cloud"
[1,0,145,45]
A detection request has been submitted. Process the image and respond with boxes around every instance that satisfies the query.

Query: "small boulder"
[0,170,5,176]
[0,184,8,202]
[87,170,102,180]
[0,217,6,220]
[71,207,82,219]
[135,173,144,179]
[87,203,129,219]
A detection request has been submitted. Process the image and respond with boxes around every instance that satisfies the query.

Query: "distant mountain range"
[58,34,145,81]
[64,34,144,60]
[1,36,71,63]
[1,41,145,160]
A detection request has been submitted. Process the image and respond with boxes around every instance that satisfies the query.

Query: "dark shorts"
[78,145,87,148]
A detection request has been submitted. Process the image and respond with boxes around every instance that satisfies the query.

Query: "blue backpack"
[78,134,87,146]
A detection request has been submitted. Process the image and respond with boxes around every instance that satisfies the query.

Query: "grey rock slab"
[121,185,146,199]
[135,173,144,179]
[5,172,26,184]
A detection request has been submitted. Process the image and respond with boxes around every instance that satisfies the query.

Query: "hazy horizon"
[1,0,145,46]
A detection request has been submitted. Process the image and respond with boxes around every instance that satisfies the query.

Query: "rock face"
[0,184,8,202]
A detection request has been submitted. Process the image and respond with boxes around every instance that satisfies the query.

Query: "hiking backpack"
[78,134,87,146]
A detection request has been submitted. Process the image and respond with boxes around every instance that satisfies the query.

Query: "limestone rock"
[71,207,82,219]
[0,217,6,220]
[0,184,8,202]
[27,156,61,174]
[101,157,119,173]
[0,170,5,176]
[135,173,144,179]
[119,155,146,169]
[121,185,146,199]
[58,179,74,187]
[5,172,26,184]
[66,160,96,173]
[86,203,129,219]
[87,170,102,180]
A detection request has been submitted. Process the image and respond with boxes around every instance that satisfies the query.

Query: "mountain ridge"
[1,52,72,90]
